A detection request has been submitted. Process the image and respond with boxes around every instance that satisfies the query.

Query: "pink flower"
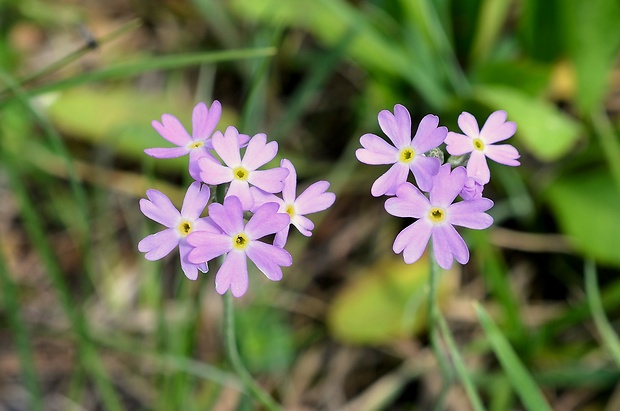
[197,126,289,210]
[187,196,292,298]
[250,159,336,247]
[445,111,520,184]
[355,104,447,196]
[138,182,221,280]
[146,101,222,159]
[460,177,484,201]
[384,165,493,269]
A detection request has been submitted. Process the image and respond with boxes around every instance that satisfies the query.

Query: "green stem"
[427,247,454,410]
[428,250,486,411]
[584,259,620,367]
[223,292,282,411]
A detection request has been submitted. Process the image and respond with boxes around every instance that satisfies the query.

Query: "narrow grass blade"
[475,302,552,411]
[0,244,43,410]
[585,259,620,367]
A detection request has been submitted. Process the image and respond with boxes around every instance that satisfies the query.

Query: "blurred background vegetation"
[1,0,620,410]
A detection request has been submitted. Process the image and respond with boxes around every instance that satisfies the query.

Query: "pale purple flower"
[138,182,221,280]
[146,101,222,159]
[385,165,493,269]
[250,159,336,247]
[197,126,289,210]
[460,177,484,201]
[187,196,292,298]
[445,110,520,184]
[355,104,447,196]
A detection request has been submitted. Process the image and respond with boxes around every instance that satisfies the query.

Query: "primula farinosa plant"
[356,104,520,269]
[139,101,336,298]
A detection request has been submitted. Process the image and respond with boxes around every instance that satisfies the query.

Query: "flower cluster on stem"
[139,101,336,297]
[356,104,520,269]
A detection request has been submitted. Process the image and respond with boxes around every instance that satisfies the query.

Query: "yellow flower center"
[284,204,295,218]
[232,232,249,250]
[429,207,446,223]
[233,166,249,181]
[188,140,204,149]
[399,147,416,163]
[177,219,193,236]
[473,138,485,151]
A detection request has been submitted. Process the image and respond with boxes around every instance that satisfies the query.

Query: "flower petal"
[457,112,480,138]
[411,115,447,152]
[432,224,469,269]
[152,115,193,146]
[445,132,473,156]
[179,241,201,280]
[245,202,290,239]
[246,241,292,281]
[280,159,297,204]
[180,182,210,220]
[242,134,278,171]
[248,187,282,212]
[370,163,409,197]
[291,214,314,236]
[273,226,291,248]
[192,101,221,140]
[393,220,432,264]
[295,181,335,215]
[448,199,494,229]
[356,133,399,165]
[378,104,412,149]
[144,147,190,158]
[140,190,180,227]
[410,155,441,192]
[484,144,521,166]
[429,165,467,207]
[226,180,254,210]
[138,229,179,260]
[385,182,429,218]
[213,127,242,167]
[215,251,249,297]
[186,231,232,264]
[479,111,517,144]
[248,168,288,194]
[198,156,233,185]
[466,150,490,184]
[207,197,244,236]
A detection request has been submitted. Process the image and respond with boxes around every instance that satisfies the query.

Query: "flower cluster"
[356,104,519,269]
[139,101,336,297]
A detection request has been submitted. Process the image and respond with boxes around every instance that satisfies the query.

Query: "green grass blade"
[585,259,620,367]
[0,48,276,104]
[475,302,552,411]
[0,243,43,410]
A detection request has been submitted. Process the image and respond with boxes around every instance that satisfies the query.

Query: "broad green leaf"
[327,255,458,345]
[45,87,236,169]
[545,171,620,266]
[475,85,581,161]
[562,0,620,113]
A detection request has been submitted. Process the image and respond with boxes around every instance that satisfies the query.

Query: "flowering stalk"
[223,292,282,411]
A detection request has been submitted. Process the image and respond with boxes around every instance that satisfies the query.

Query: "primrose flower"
[250,159,336,247]
[355,104,447,196]
[197,126,289,210]
[138,182,220,280]
[146,101,222,159]
[187,196,292,298]
[460,177,484,201]
[385,165,493,269]
[445,110,520,184]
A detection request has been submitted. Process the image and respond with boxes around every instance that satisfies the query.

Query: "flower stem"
[428,248,486,411]
[223,287,282,411]
[427,247,454,409]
